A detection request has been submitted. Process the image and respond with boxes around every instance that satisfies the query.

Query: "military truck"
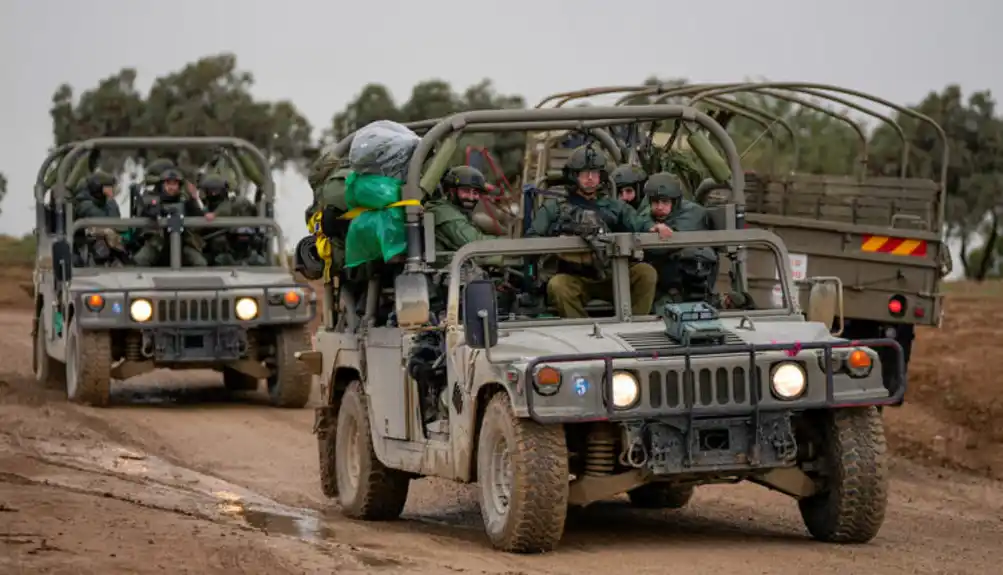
[302,106,906,553]
[31,137,314,408]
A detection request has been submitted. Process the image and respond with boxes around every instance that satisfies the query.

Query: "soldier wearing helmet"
[424,166,501,261]
[526,144,671,319]
[610,164,648,211]
[643,172,717,311]
[133,168,209,267]
[198,174,265,266]
[74,170,121,219]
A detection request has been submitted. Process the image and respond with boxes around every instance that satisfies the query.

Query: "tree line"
[16,52,1003,279]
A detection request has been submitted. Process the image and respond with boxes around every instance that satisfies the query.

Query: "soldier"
[425,166,501,260]
[132,169,210,267]
[74,171,121,219]
[643,172,718,311]
[526,145,670,319]
[610,164,648,211]
[199,174,265,266]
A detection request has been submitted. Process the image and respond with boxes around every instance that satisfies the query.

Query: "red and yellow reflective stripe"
[860,235,928,257]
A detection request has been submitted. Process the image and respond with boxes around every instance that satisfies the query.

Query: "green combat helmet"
[562,144,609,185]
[145,158,177,186]
[644,172,685,204]
[440,165,487,211]
[610,164,647,190]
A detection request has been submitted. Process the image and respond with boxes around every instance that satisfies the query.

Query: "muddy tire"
[335,381,410,520]
[266,327,311,408]
[317,407,339,498]
[477,392,568,553]
[627,483,695,509]
[65,327,111,407]
[798,407,888,543]
[33,313,65,388]
[223,368,259,392]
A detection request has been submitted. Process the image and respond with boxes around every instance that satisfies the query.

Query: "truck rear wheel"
[266,327,311,408]
[798,407,888,543]
[33,313,65,388]
[477,392,568,553]
[65,328,111,407]
[628,483,695,509]
[335,381,410,520]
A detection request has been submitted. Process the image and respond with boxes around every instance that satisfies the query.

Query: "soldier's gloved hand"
[650,222,673,239]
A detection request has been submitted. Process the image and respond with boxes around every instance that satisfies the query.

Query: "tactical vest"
[552,199,612,269]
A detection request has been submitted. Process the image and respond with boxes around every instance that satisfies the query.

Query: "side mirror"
[52,239,72,283]
[463,279,498,349]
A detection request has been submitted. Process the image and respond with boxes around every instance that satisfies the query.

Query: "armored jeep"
[31,137,314,408]
[304,106,905,553]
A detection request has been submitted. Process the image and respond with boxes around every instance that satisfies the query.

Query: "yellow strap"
[339,199,422,220]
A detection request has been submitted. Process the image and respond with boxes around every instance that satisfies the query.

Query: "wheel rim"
[65,333,78,398]
[485,432,513,520]
[341,411,361,494]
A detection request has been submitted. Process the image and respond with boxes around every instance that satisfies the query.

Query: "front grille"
[156,297,232,322]
[617,330,744,352]
[646,366,763,409]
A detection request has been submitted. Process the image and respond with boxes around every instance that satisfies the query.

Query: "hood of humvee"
[488,317,835,363]
[68,268,299,292]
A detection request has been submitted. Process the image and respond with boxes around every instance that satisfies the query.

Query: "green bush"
[0,233,37,265]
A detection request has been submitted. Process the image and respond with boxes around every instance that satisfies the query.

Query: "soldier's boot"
[182,247,208,267]
[547,273,589,318]
[628,263,657,316]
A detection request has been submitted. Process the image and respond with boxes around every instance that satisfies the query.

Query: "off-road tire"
[798,407,888,543]
[477,392,568,554]
[336,381,410,519]
[627,483,695,509]
[65,327,111,407]
[33,313,65,388]
[317,407,339,498]
[223,368,259,392]
[266,326,311,408]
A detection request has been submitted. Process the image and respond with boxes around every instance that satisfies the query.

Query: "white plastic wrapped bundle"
[348,120,421,180]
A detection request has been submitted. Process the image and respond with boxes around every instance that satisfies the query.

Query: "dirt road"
[2,303,1002,574]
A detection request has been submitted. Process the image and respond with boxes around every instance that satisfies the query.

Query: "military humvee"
[31,137,314,408]
[303,106,905,554]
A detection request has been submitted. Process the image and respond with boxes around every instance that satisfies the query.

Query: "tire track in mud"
[3,308,1003,574]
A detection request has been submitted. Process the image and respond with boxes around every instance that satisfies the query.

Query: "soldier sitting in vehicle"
[72,171,128,266]
[133,169,210,267]
[199,174,265,266]
[526,144,670,318]
[425,166,503,261]
[643,172,719,312]
[610,164,648,212]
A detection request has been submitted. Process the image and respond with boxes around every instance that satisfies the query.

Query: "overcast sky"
[0,0,999,266]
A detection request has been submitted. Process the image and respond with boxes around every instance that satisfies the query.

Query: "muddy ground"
[2,264,1002,574]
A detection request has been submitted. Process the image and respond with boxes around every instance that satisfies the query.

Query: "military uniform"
[74,171,121,219]
[133,169,208,267]
[73,172,126,266]
[200,174,265,266]
[426,166,501,263]
[527,145,658,319]
[643,173,717,312]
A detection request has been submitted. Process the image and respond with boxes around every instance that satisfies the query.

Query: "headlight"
[771,362,807,399]
[235,297,259,321]
[611,371,640,408]
[130,299,153,322]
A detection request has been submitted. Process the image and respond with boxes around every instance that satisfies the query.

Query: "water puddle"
[18,437,336,543]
